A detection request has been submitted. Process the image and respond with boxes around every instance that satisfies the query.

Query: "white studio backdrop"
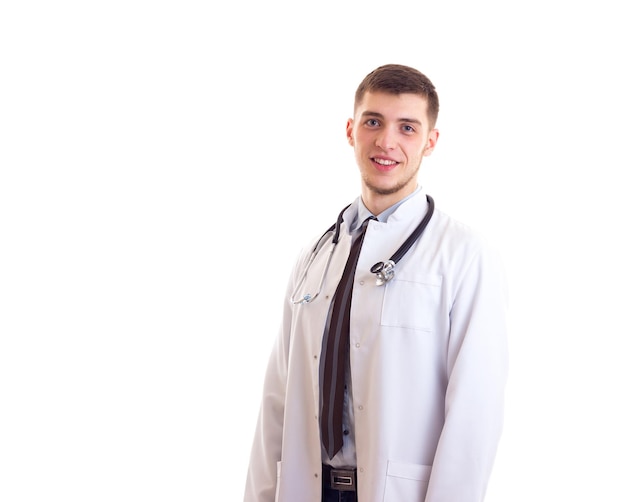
[1,1,625,500]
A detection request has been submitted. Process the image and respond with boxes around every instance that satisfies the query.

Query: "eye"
[401,124,415,133]
[365,118,380,127]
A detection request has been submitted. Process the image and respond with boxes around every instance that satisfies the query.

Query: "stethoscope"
[290,195,434,305]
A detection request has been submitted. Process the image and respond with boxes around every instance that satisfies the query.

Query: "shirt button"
[359,280,365,285]
[343,429,350,436]
[358,405,364,411]
[355,343,360,348]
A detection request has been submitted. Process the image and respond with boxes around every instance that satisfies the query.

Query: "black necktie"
[320,217,373,459]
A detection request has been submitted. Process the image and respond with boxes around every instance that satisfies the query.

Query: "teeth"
[374,158,396,166]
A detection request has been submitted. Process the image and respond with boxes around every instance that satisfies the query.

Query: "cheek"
[401,141,425,157]
[354,130,375,148]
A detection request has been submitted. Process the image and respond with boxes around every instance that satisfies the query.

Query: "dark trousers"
[322,485,358,501]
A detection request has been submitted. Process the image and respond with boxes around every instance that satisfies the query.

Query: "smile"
[373,157,397,166]
[372,157,398,171]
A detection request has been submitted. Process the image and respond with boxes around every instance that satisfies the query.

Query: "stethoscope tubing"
[290,196,434,304]
[371,194,434,272]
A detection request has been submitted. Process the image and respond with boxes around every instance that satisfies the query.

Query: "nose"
[375,126,396,150]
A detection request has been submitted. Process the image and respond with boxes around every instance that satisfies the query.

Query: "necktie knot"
[355,215,376,236]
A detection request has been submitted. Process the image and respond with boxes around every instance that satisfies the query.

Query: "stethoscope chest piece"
[370,260,396,286]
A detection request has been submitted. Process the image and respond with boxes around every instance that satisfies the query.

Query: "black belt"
[322,465,357,492]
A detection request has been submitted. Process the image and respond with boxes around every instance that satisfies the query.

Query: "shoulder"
[428,208,505,277]
[429,208,488,251]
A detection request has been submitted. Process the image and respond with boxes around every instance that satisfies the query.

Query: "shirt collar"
[350,186,423,233]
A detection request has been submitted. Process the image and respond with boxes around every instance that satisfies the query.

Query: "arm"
[243,251,305,502]
[426,241,508,502]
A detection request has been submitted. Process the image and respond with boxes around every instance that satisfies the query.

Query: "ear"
[423,128,439,156]
[346,118,355,147]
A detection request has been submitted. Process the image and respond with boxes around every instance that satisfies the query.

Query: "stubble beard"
[363,157,423,196]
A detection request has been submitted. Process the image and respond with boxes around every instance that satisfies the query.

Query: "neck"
[361,183,418,216]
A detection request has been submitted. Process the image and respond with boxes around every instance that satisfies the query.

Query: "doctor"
[244,64,508,502]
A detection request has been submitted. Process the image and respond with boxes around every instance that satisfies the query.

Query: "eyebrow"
[361,111,423,126]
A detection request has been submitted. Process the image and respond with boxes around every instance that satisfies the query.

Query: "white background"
[1,1,625,500]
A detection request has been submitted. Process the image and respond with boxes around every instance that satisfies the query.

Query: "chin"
[365,181,403,197]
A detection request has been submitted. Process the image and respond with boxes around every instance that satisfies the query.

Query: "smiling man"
[347,88,439,215]
[244,64,508,502]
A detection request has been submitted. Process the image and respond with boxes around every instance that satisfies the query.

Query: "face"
[346,91,439,213]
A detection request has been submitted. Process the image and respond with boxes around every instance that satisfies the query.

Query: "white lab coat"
[244,191,508,502]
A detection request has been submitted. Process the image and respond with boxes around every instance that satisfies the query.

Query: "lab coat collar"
[347,186,429,234]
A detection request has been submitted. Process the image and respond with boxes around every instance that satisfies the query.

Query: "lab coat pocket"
[380,273,443,331]
[383,460,432,502]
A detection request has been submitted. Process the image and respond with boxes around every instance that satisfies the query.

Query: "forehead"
[355,91,430,122]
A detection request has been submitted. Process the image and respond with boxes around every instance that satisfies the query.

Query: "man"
[244,64,508,502]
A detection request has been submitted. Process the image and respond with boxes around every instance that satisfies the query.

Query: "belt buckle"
[330,468,356,491]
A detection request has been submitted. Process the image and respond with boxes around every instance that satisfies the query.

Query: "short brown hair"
[354,64,440,128]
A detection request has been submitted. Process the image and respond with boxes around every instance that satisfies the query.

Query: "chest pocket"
[380,273,443,332]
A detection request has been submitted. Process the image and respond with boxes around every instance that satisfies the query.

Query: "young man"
[244,64,508,502]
